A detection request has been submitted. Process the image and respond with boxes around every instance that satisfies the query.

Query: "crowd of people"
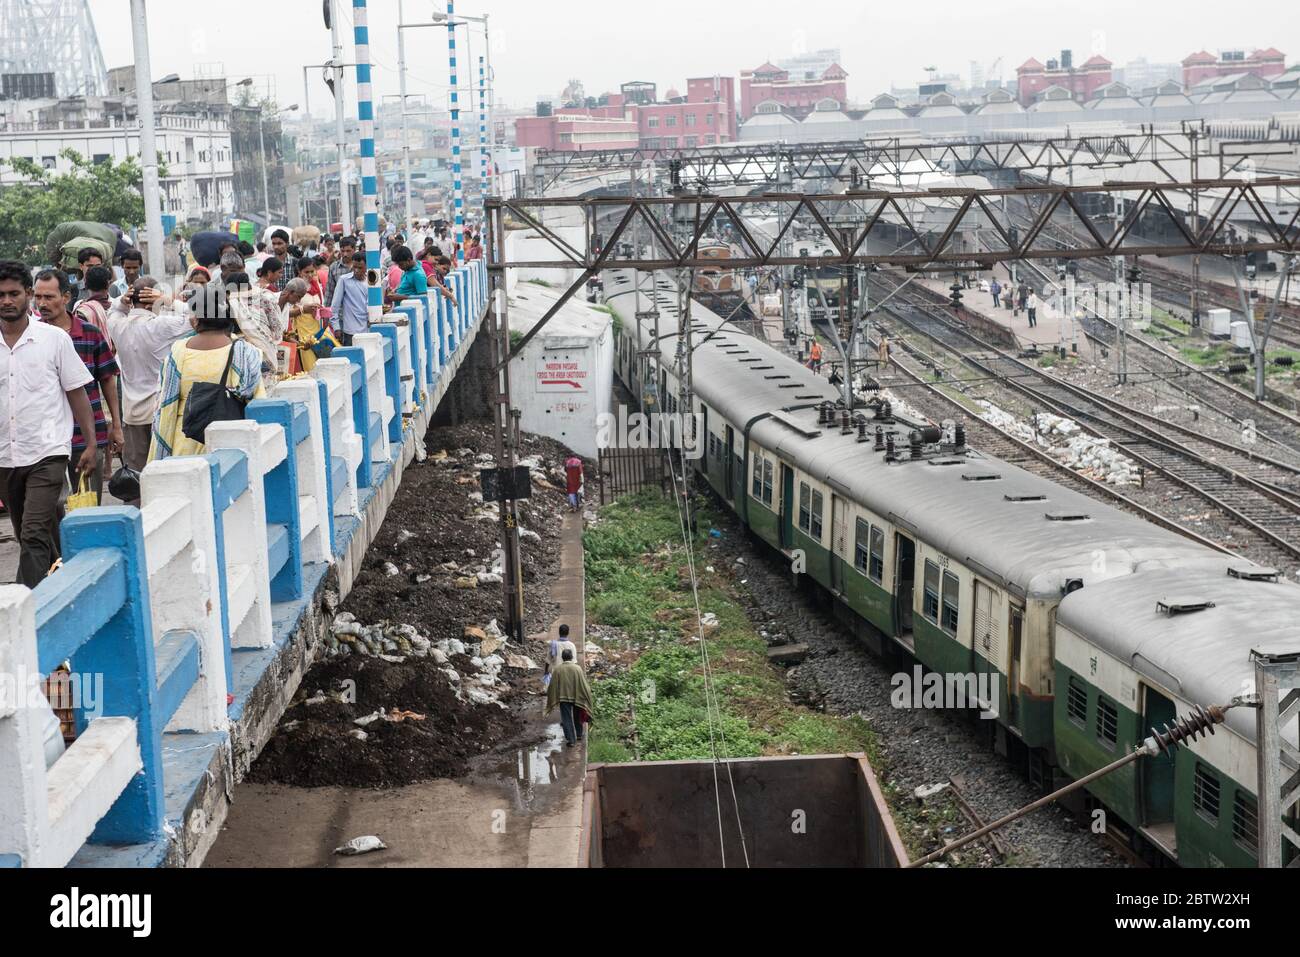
[0,217,488,592]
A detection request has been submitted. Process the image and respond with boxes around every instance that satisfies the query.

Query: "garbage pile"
[324,614,538,708]
[975,401,1140,486]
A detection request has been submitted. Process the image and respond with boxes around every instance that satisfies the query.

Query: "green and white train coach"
[604,270,1300,867]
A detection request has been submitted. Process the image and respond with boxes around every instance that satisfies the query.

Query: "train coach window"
[1194,764,1221,825]
[923,561,940,624]
[1096,697,1119,750]
[810,490,824,540]
[1233,791,1258,852]
[869,526,884,584]
[854,519,871,573]
[762,461,773,505]
[799,483,811,533]
[941,571,959,635]
[753,457,764,499]
[1067,678,1088,726]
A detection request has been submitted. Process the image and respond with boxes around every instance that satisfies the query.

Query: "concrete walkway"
[204,508,590,868]
[910,274,1079,350]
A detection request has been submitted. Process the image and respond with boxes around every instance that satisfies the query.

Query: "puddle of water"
[516,723,569,786]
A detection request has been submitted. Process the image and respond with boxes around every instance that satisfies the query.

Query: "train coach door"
[779,464,795,549]
[972,581,1001,718]
[893,534,915,638]
[725,426,736,501]
[829,496,848,594]
[1008,605,1024,727]
[1140,686,1177,830]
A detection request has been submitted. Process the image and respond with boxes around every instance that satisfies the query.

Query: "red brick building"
[1016,52,1113,106]
[1181,48,1287,89]
[739,61,848,120]
[515,77,737,153]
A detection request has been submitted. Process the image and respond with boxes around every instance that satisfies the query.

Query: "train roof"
[605,269,1230,601]
[1057,566,1300,742]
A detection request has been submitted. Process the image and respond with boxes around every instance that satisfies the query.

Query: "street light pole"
[129,0,165,278]
[259,105,298,225]
[329,0,351,230]
[397,0,413,228]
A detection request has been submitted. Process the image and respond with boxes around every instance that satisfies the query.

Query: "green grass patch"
[584,493,878,765]
[526,278,553,288]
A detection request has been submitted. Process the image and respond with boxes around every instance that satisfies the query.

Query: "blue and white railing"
[0,259,488,868]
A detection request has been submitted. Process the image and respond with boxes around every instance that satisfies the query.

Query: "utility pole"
[129,0,164,278]
[447,2,465,263]
[352,0,383,322]
[1252,647,1300,868]
[488,202,524,642]
[1234,255,1296,402]
[328,0,351,229]
[1114,256,1128,386]
[1189,125,1202,329]
[397,0,413,229]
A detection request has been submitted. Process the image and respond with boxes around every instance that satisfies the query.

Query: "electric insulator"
[1144,704,1226,756]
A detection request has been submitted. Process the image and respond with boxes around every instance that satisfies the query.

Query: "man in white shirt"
[0,260,98,587]
[543,623,580,688]
[106,277,193,494]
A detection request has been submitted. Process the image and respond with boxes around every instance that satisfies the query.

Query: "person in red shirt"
[564,455,584,512]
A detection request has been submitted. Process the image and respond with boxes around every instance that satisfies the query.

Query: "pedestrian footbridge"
[0,260,490,868]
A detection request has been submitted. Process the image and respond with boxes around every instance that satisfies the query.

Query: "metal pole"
[478,54,488,203]
[1190,127,1201,329]
[447,1,465,264]
[259,113,271,224]
[489,202,524,641]
[129,0,165,278]
[397,0,413,229]
[352,0,383,322]
[330,0,351,230]
[1114,256,1127,386]
[1254,655,1285,868]
[484,15,494,199]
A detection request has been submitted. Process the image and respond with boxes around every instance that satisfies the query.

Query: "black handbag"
[182,341,249,443]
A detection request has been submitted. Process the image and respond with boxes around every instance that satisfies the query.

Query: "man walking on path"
[0,261,97,587]
[990,278,1001,308]
[546,648,595,748]
[565,455,584,512]
[1026,289,1039,329]
[35,269,121,503]
[545,624,579,687]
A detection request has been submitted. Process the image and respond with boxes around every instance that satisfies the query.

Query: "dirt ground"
[246,420,586,789]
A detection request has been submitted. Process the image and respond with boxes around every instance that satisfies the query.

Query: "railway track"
[870,275,1300,563]
[865,328,1236,559]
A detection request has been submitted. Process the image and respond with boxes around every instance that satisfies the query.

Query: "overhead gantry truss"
[530,130,1300,191]
[492,177,1300,271]
[487,177,1300,362]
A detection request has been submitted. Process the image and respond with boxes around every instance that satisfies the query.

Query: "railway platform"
[906,273,1080,351]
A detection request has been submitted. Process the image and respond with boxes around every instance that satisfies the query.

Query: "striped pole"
[447,1,464,264]
[353,0,383,321]
[478,55,488,203]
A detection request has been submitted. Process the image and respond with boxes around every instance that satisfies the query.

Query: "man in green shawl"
[546,649,595,747]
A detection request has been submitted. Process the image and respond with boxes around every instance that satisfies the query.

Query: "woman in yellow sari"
[149,287,266,461]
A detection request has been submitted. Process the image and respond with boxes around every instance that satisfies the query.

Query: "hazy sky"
[91,0,1298,119]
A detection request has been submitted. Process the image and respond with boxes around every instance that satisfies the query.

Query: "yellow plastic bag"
[65,473,98,513]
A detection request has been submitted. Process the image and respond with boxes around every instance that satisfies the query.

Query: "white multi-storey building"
[0,102,235,222]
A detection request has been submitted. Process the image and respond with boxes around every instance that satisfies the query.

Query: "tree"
[0,149,159,265]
